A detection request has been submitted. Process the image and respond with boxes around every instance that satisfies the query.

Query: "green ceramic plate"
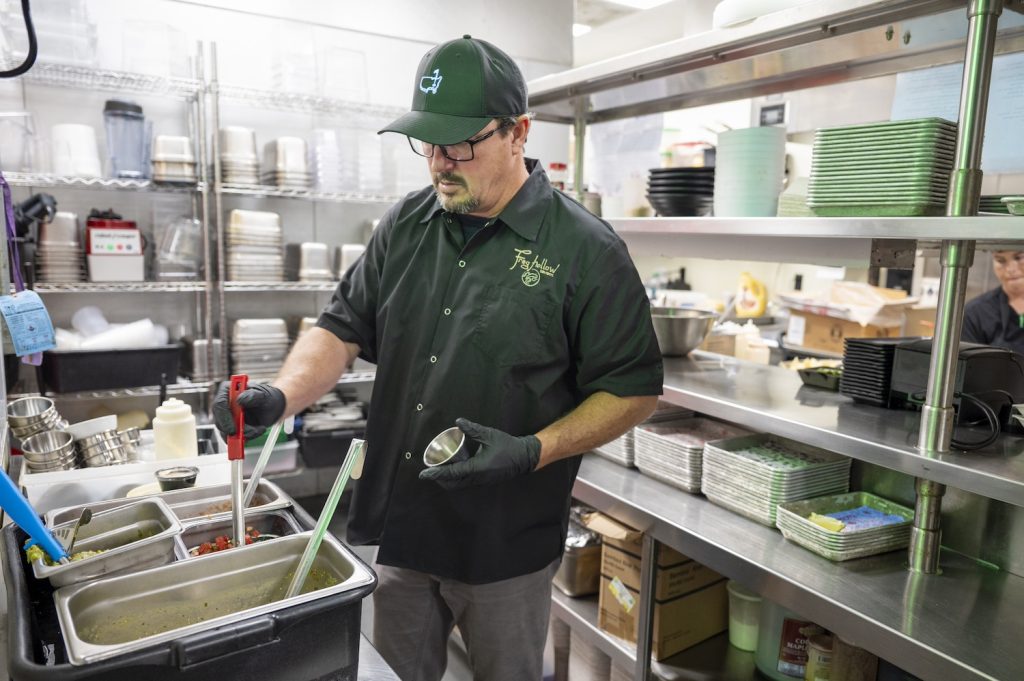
[814,117,956,134]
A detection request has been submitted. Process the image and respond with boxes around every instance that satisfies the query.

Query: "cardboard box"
[786,309,901,355]
[583,513,728,660]
[700,332,736,356]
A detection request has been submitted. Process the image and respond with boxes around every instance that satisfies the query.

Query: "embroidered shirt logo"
[419,68,443,95]
[509,249,560,288]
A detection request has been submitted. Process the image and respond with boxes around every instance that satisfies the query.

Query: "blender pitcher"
[103,99,150,179]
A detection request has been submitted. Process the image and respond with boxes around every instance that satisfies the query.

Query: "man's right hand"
[213,382,287,440]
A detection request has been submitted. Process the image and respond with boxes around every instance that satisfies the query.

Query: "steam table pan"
[174,509,302,558]
[55,531,376,666]
[32,498,182,587]
[44,479,291,527]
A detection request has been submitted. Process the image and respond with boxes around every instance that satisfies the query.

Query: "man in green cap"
[214,35,662,680]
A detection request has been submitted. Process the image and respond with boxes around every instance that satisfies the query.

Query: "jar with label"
[755,599,824,680]
[548,162,568,191]
[804,634,833,681]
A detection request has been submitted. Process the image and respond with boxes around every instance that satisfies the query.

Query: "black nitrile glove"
[213,382,286,441]
[419,417,541,490]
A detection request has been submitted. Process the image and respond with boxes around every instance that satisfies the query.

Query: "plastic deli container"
[726,580,762,651]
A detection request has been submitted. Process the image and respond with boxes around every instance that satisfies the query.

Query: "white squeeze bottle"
[152,398,198,460]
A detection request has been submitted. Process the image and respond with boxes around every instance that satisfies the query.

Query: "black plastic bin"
[2,504,376,681]
[40,344,181,393]
[298,428,365,468]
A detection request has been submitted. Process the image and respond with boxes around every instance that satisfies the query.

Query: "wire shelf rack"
[216,84,405,118]
[11,380,215,402]
[223,282,338,292]
[218,182,399,204]
[33,282,207,293]
[5,172,200,193]
[23,63,202,97]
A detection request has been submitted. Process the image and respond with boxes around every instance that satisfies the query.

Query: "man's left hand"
[419,417,541,490]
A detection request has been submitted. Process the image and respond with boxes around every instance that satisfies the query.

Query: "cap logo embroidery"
[419,68,443,95]
[510,248,560,288]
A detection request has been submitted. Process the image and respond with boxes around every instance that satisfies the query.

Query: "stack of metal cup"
[76,430,131,467]
[118,427,142,459]
[20,430,79,472]
[8,397,67,442]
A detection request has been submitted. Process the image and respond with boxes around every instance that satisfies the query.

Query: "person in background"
[962,250,1024,354]
[213,35,663,681]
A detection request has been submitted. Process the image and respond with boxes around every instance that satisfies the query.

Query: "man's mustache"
[433,173,466,187]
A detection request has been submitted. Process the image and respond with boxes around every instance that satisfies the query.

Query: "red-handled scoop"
[227,374,248,550]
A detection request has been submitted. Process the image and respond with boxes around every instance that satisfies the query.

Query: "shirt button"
[444,307,452,316]
[430,355,437,363]
[458,260,466,268]
[416,403,424,411]
[404,451,412,460]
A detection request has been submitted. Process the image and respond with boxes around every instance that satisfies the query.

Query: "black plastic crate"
[298,428,365,468]
[2,503,375,681]
[40,344,182,393]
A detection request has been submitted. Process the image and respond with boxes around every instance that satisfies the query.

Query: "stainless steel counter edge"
[661,355,1024,508]
[574,455,1021,681]
[358,635,401,681]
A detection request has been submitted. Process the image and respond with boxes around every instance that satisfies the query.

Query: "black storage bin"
[40,344,181,393]
[2,503,376,681]
[298,428,365,468]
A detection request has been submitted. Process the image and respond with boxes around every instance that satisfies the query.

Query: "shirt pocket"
[472,284,559,367]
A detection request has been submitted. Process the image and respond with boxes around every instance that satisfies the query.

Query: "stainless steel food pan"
[33,498,182,587]
[44,479,291,527]
[174,509,302,558]
[55,531,376,665]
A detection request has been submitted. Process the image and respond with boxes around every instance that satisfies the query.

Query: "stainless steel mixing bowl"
[650,307,717,356]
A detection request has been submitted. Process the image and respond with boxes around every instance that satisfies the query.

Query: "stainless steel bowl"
[423,426,466,467]
[21,430,75,457]
[650,307,717,357]
[7,396,56,426]
[76,429,122,449]
[80,447,128,467]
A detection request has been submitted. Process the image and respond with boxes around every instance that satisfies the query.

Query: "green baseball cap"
[378,35,527,145]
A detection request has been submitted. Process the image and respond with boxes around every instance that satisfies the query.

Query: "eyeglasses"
[408,122,513,162]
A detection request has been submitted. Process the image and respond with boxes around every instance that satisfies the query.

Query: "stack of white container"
[219,126,259,185]
[36,212,85,283]
[231,319,289,380]
[592,401,692,467]
[151,135,196,184]
[262,137,311,189]
[226,209,284,282]
[310,129,354,194]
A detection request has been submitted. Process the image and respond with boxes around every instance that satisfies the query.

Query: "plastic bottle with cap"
[152,397,198,460]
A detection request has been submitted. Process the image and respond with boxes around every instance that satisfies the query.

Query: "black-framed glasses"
[408,121,513,162]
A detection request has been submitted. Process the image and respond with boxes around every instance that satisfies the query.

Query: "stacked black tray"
[839,338,915,406]
[646,167,715,217]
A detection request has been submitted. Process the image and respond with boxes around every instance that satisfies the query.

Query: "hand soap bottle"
[152,398,198,460]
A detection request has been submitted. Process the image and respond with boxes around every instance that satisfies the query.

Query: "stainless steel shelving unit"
[223,281,338,293]
[573,455,1022,681]
[662,354,1024,507]
[219,182,399,204]
[8,47,217,403]
[33,282,206,293]
[5,172,200,194]
[529,0,1024,678]
[21,62,202,98]
[551,590,758,680]
[216,84,405,118]
[608,216,1024,264]
[9,380,214,402]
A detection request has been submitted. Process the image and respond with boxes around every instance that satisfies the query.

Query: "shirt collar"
[418,158,551,242]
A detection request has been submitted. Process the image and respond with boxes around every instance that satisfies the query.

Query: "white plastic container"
[152,398,198,460]
[727,580,762,651]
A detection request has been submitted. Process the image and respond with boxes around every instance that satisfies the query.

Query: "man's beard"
[433,173,479,214]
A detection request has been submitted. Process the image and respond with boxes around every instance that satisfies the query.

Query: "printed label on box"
[787,314,806,347]
[608,575,636,614]
[0,291,55,356]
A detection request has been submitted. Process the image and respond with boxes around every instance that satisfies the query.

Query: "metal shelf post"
[911,0,1004,574]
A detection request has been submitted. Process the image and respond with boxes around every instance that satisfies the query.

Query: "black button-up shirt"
[962,287,1024,353]
[317,159,663,583]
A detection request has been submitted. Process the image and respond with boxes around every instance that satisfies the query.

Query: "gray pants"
[372,557,558,681]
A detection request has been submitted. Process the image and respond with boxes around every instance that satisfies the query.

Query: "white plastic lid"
[154,397,193,422]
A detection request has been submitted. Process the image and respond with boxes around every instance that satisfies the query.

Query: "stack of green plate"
[776,491,913,561]
[701,433,851,526]
[980,196,1011,214]
[808,118,957,217]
